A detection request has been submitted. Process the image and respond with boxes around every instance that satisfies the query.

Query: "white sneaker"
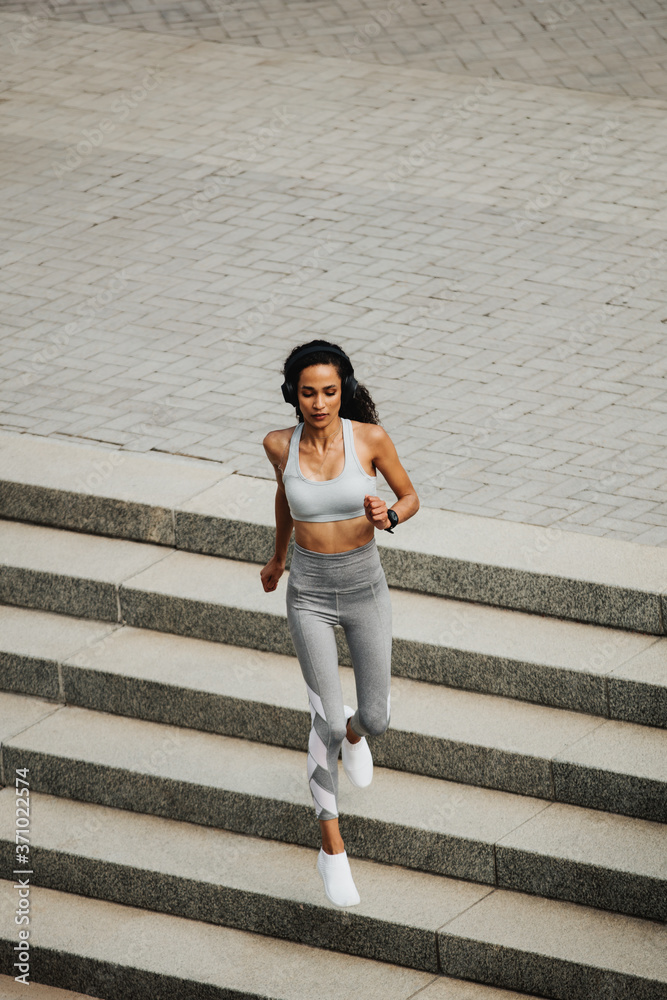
[317,847,360,906]
[341,704,373,788]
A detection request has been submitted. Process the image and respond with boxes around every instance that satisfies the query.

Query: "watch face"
[388,509,398,525]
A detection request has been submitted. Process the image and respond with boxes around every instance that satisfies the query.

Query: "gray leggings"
[285,536,392,822]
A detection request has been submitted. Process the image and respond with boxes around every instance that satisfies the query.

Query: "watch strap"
[384,508,399,533]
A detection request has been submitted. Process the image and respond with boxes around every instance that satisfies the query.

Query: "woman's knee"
[329,720,348,746]
[357,708,389,737]
[312,714,347,750]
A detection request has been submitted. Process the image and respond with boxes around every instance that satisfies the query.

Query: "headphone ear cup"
[345,375,358,404]
[282,378,297,405]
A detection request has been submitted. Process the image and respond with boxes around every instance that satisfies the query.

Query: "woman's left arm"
[363,424,420,531]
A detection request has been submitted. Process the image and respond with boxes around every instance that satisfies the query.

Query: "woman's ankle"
[346,718,361,744]
[321,839,345,855]
[319,816,345,854]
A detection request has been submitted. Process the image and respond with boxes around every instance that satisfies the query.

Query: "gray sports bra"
[282,417,376,522]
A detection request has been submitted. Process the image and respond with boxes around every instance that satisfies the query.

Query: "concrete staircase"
[0,430,665,1000]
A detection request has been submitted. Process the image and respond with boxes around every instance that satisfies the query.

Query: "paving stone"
[0,14,667,546]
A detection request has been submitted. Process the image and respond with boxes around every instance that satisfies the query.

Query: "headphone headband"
[284,344,352,376]
[281,343,358,408]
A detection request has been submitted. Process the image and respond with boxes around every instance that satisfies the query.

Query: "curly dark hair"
[282,339,381,425]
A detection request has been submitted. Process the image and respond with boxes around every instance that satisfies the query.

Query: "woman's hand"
[260,554,286,592]
[364,495,391,531]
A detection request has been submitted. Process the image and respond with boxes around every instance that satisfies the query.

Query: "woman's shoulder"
[263,425,299,465]
[349,419,388,444]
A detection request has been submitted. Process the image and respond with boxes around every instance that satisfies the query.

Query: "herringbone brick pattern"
[2,0,667,100]
[1,10,666,544]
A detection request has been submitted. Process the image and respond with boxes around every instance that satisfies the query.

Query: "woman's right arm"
[273,487,293,568]
[260,431,293,591]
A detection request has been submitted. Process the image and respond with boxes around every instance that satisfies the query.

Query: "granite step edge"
[0,610,664,820]
[1,697,665,922]
[0,530,663,721]
[0,788,665,995]
[1,433,666,632]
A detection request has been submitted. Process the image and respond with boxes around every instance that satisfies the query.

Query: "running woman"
[260,339,420,906]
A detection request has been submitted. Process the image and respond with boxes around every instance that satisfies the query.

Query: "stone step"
[0,856,665,1000]
[0,976,100,999]
[1,604,665,829]
[1,692,665,922]
[2,429,667,634]
[0,880,560,1000]
[0,880,437,1000]
[0,519,664,725]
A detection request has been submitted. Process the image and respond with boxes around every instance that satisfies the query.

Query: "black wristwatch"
[384,508,399,533]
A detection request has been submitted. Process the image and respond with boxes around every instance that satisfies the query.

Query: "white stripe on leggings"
[305,680,326,723]
[308,725,329,770]
[309,777,338,818]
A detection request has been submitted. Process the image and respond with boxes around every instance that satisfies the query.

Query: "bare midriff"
[292,513,375,554]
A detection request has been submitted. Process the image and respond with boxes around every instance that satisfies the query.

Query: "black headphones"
[281,344,359,408]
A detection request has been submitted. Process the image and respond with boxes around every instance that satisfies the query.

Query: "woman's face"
[297,364,342,426]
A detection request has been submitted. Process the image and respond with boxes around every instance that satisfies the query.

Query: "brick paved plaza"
[1,0,667,542]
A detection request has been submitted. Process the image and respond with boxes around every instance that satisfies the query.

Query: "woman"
[260,339,420,907]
